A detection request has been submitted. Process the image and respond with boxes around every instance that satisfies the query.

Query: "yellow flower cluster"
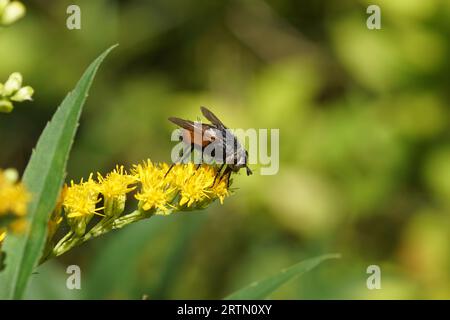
[134,161,229,213]
[0,168,30,244]
[61,161,230,220]
[162,162,229,207]
[44,161,231,259]
[134,161,230,211]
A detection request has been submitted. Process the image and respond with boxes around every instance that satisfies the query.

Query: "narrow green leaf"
[224,253,341,300]
[0,45,117,299]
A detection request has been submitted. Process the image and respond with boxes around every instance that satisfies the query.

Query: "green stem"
[47,209,157,261]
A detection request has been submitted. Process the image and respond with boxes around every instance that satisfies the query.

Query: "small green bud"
[2,72,22,96]
[67,215,91,237]
[0,1,25,26]
[0,99,13,113]
[104,194,126,219]
[10,85,33,101]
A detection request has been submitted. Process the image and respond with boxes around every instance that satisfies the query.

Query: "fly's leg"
[165,163,175,178]
[165,144,193,177]
[213,163,226,185]
[219,166,232,188]
[226,170,232,188]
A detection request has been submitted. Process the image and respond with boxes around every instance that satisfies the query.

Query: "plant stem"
[43,209,158,262]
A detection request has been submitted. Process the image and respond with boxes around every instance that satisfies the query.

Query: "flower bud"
[2,72,22,96]
[0,99,13,113]
[0,1,25,26]
[10,85,33,101]
[4,168,19,184]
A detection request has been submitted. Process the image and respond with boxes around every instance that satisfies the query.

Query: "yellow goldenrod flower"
[97,165,137,199]
[134,160,177,214]
[163,162,231,207]
[63,175,102,219]
[0,168,30,216]
[63,175,103,236]
[0,168,30,245]
[177,164,215,207]
[0,183,30,216]
[211,178,229,205]
[97,165,137,218]
[165,162,196,188]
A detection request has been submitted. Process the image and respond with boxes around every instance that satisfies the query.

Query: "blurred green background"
[1,0,449,299]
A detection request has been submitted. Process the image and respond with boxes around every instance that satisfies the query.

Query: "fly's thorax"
[221,130,245,165]
[204,127,219,141]
[235,146,247,166]
[200,127,248,168]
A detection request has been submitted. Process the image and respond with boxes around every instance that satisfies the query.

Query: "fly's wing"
[169,117,219,148]
[168,117,216,131]
[168,117,198,131]
[200,106,227,129]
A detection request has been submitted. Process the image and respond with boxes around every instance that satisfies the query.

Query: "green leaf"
[224,253,341,300]
[0,45,117,299]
